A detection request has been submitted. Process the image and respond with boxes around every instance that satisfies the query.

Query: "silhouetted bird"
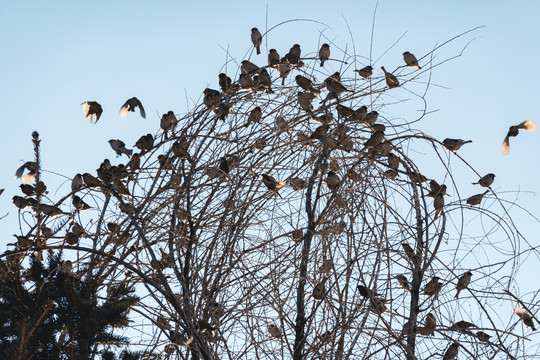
[218,73,232,92]
[268,49,280,68]
[82,101,103,123]
[119,97,146,118]
[251,28,262,55]
[502,120,536,155]
[472,173,495,187]
[403,51,421,69]
[455,271,472,298]
[109,139,132,158]
[466,190,488,206]
[135,134,154,154]
[241,60,259,76]
[319,43,330,67]
[442,138,472,152]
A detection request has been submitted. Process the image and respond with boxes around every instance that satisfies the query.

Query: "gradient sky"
[1,0,539,347]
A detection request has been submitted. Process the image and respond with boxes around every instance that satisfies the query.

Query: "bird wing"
[82,102,94,123]
[501,136,511,155]
[119,102,129,118]
[520,120,536,131]
[136,99,146,118]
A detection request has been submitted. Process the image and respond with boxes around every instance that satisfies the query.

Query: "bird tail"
[256,46,261,55]
[417,66,422,70]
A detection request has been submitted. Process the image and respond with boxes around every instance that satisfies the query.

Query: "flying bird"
[442,138,472,152]
[502,120,536,155]
[82,101,103,123]
[512,307,536,331]
[319,43,330,67]
[251,27,262,55]
[472,173,495,187]
[119,97,146,119]
[109,139,132,158]
[403,51,421,69]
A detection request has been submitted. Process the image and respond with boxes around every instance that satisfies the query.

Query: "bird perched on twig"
[423,276,442,298]
[442,138,472,152]
[298,91,316,113]
[354,66,373,79]
[135,134,154,154]
[326,171,341,192]
[403,51,421,69]
[72,195,93,211]
[395,275,410,291]
[109,139,132,158]
[365,130,385,148]
[203,88,222,109]
[82,101,103,123]
[246,106,262,126]
[312,276,328,301]
[82,173,103,187]
[434,193,444,219]
[258,69,274,94]
[119,97,146,119]
[380,66,399,88]
[268,49,280,68]
[260,174,286,198]
[218,73,232,93]
[443,342,460,360]
[251,27,262,55]
[472,173,495,187]
[455,271,472,298]
[512,307,536,331]
[295,75,318,95]
[268,324,282,339]
[319,43,330,67]
[241,60,260,76]
[502,120,536,155]
[72,173,83,192]
[466,190,488,206]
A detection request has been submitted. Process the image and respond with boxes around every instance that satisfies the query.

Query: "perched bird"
[12,195,30,210]
[251,27,262,55]
[295,75,317,94]
[289,229,303,242]
[261,174,286,197]
[325,78,349,95]
[218,73,232,92]
[472,173,495,187]
[203,88,222,109]
[246,106,262,125]
[395,275,410,291]
[72,195,93,210]
[82,173,103,187]
[354,66,373,79]
[476,331,491,342]
[423,276,442,298]
[258,69,274,94]
[218,156,230,178]
[442,138,472,152]
[41,204,69,217]
[443,342,460,360]
[127,153,141,171]
[277,63,292,85]
[284,44,301,65]
[402,242,418,265]
[369,297,387,314]
[238,73,254,89]
[428,180,450,198]
[451,320,476,333]
[357,285,373,298]
[363,110,378,125]
[502,120,536,155]
[467,190,488,206]
[403,51,421,69]
[455,271,472,298]
[82,101,103,123]
[365,130,385,148]
[380,66,399,88]
[336,104,355,118]
[434,193,444,219]
[424,313,436,336]
[135,133,154,153]
[72,173,83,192]
[319,43,330,67]
[172,140,193,163]
[325,72,341,83]
[289,177,307,191]
[268,49,280,68]
[109,139,132,158]
[326,171,341,192]
[268,324,282,339]
[241,60,259,76]
[312,277,327,301]
[298,91,316,113]
[119,97,146,119]
[512,307,536,331]
[20,184,36,196]
[387,153,399,170]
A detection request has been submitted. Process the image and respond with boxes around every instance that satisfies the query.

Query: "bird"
[238,73,254,90]
[380,66,399,88]
[127,153,141,171]
[455,271,472,298]
[451,320,476,333]
[403,51,421,69]
[369,297,387,314]
[467,190,488,206]
[12,195,30,210]
[363,110,378,125]
[119,97,145,119]
[251,27,262,55]
[289,178,307,191]
[109,139,132,158]
[218,73,232,92]
[325,78,349,95]
[443,342,460,360]
[476,331,491,342]
[82,101,103,123]
[295,75,317,94]
[172,140,193,163]
[402,242,418,266]
[19,184,36,196]
[277,63,292,85]
[395,275,410,291]
[365,130,385,148]
[72,195,93,211]
[258,69,274,94]
[298,91,315,113]
[357,284,375,298]
[387,153,399,170]
[203,88,222,109]
[312,277,327,301]
[218,156,230,178]
[135,134,154,153]
[325,171,341,192]
[284,44,301,65]
[82,173,103,187]
[72,173,83,192]
[512,307,536,330]
[502,120,536,155]
[428,180,450,198]
[15,161,38,181]
[246,106,262,126]
[240,60,259,76]
[268,49,280,68]
[442,138,472,152]
[336,104,355,118]
[41,204,69,217]
[434,193,444,219]
[354,66,373,79]
[268,324,282,339]
[472,173,495,187]
[319,43,330,67]
[261,174,286,197]
[289,229,303,242]
[424,313,436,336]
[423,276,442,298]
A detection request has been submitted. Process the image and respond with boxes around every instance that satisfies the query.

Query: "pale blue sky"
[1,0,539,346]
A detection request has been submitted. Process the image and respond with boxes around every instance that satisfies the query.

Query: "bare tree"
[4,22,539,360]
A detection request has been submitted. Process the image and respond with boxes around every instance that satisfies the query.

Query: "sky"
[0,0,539,350]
